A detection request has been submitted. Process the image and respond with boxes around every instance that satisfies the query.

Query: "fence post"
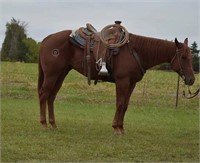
[175,75,180,108]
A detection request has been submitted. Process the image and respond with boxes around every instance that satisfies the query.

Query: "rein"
[127,43,146,75]
[176,74,199,107]
[183,84,200,99]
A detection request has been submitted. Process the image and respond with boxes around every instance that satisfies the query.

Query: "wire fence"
[1,66,199,109]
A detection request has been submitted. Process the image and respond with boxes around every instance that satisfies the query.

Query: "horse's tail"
[38,51,44,93]
[38,35,52,93]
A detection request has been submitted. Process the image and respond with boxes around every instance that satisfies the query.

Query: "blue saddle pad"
[70,31,94,48]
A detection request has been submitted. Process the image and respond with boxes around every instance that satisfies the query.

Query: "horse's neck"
[130,34,176,69]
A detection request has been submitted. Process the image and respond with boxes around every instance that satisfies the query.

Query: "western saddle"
[69,21,129,85]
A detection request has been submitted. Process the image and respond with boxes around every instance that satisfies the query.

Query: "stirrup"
[98,62,109,76]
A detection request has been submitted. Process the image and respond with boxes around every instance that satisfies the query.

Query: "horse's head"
[170,38,195,86]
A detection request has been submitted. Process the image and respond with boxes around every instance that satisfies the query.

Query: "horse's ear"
[175,38,180,47]
[184,38,188,46]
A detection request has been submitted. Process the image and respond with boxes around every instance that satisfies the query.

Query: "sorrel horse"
[38,30,195,134]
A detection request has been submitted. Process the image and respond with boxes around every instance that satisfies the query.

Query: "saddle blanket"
[70,30,94,48]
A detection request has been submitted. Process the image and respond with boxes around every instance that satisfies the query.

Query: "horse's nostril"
[185,77,195,86]
[189,78,195,85]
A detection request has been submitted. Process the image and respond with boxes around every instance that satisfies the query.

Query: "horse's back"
[41,30,72,49]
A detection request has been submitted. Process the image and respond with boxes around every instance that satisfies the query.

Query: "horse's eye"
[182,56,187,60]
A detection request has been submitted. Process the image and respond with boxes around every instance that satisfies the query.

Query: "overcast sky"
[0,0,199,48]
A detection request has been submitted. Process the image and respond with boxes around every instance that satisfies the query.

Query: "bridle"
[170,48,186,81]
[171,49,199,102]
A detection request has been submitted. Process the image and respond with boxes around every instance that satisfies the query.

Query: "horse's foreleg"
[47,68,71,128]
[118,81,135,134]
[112,78,135,135]
[112,78,130,134]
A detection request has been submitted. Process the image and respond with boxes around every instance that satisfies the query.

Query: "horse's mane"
[129,33,176,55]
[129,33,177,67]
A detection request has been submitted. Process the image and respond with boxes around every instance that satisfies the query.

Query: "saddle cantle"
[69,21,129,85]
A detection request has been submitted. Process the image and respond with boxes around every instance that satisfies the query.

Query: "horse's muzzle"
[185,76,195,86]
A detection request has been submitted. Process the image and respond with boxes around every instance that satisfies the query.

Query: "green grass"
[1,62,199,162]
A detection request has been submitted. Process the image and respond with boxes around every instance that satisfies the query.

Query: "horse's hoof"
[42,123,48,129]
[40,120,48,128]
[51,124,58,129]
[49,122,58,129]
[114,128,124,135]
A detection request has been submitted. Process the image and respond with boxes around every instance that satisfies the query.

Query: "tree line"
[0,18,199,72]
[1,18,40,63]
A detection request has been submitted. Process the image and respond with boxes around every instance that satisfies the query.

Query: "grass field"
[1,62,199,162]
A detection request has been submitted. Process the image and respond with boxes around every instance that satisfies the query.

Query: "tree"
[23,38,40,63]
[1,18,28,61]
[190,41,200,72]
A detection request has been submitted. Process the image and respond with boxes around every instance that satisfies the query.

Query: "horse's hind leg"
[39,90,48,128]
[39,75,59,128]
[47,68,71,128]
